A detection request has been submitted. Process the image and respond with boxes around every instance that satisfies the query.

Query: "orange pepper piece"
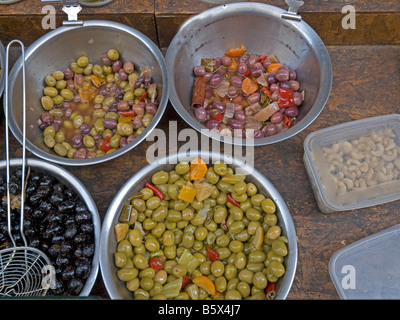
[241,77,258,95]
[78,84,96,102]
[190,157,208,181]
[228,58,238,71]
[91,74,105,87]
[192,276,216,295]
[118,116,134,123]
[267,63,282,73]
[178,185,197,203]
[224,45,247,58]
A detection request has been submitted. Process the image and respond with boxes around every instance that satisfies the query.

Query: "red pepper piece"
[138,92,148,102]
[257,55,267,63]
[145,182,165,200]
[227,194,241,207]
[284,115,291,128]
[210,110,223,122]
[206,247,220,262]
[265,281,276,299]
[182,275,191,289]
[100,136,112,153]
[278,88,294,108]
[244,68,252,78]
[262,86,272,98]
[119,110,136,117]
[149,256,166,270]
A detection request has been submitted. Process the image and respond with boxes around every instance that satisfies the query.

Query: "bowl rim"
[99,150,298,299]
[6,20,169,166]
[0,40,5,98]
[165,2,332,146]
[0,157,101,296]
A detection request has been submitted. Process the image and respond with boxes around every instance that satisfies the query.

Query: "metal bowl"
[6,20,169,166]
[165,2,332,146]
[0,40,5,98]
[100,151,298,299]
[0,158,101,296]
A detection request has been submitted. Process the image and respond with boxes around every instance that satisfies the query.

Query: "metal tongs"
[0,40,52,297]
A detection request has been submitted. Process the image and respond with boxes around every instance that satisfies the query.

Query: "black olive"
[29,237,41,248]
[75,211,92,224]
[60,241,74,255]
[39,201,53,213]
[62,265,75,281]
[75,261,91,279]
[64,226,77,239]
[29,193,42,207]
[73,233,87,244]
[48,244,61,257]
[32,208,45,220]
[68,279,83,295]
[37,185,51,198]
[50,192,65,205]
[55,255,69,267]
[80,223,93,234]
[51,234,65,244]
[82,243,95,258]
[39,174,55,186]
[52,182,65,193]
[58,200,75,212]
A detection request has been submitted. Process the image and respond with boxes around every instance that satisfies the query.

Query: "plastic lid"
[329,224,400,299]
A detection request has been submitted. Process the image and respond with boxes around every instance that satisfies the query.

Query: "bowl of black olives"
[0,158,100,296]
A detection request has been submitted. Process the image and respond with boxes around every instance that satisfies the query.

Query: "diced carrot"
[267,63,282,73]
[224,45,247,58]
[241,77,258,95]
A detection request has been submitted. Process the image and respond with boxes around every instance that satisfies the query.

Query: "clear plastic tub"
[303,114,400,213]
[329,223,400,299]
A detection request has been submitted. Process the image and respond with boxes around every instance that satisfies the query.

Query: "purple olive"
[195,107,207,121]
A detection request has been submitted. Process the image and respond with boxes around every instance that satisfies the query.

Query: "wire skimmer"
[0,40,52,297]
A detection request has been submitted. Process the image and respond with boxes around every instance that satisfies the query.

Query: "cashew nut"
[371,131,383,143]
[350,150,365,160]
[342,178,354,190]
[382,148,397,162]
[359,162,369,173]
[370,143,384,157]
[339,141,353,154]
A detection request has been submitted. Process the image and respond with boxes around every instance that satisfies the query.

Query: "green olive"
[211,260,225,277]
[53,143,68,157]
[151,171,169,185]
[45,75,56,87]
[225,289,242,300]
[109,134,121,149]
[44,134,56,148]
[43,86,58,98]
[132,254,148,269]
[77,56,89,68]
[107,49,120,61]
[117,267,138,281]
[214,161,228,176]
[83,135,95,149]
[52,71,65,81]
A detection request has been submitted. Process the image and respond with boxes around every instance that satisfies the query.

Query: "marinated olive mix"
[114,158,288,300]
[38,49,159,159]
[0,168,95,295]
[191,45,305,139]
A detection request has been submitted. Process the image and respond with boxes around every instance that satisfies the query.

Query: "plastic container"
[329,223,400,299]
[303,114,400,213]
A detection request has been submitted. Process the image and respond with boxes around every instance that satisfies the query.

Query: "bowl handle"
[62,0,84,26]
[282,0,304,21]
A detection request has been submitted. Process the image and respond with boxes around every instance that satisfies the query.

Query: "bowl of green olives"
[100,151,297,300]
[5,20,169,166]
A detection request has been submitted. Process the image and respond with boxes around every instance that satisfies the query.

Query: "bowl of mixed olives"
[165,2,332,146]
[0,158,100,296]
[5,20,169,166]
[100,151,297,300]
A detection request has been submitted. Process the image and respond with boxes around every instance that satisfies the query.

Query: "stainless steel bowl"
[6,20,169,166]
[0,40,5,98]
[100,151,298,299]
[0,158,101,296]
[165,2,332,146]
